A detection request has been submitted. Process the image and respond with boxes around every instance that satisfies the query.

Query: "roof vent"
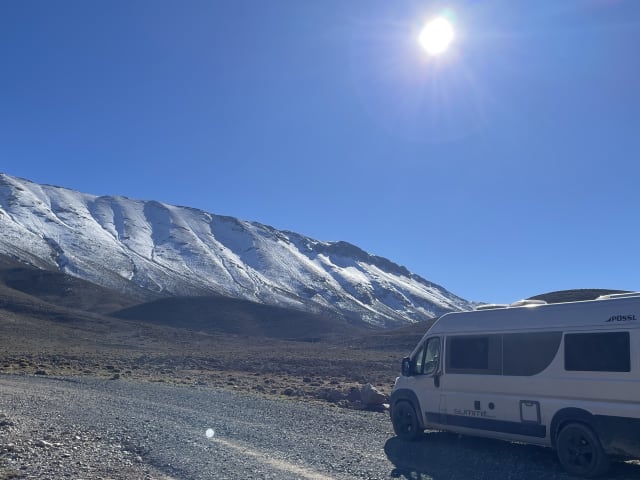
[510,299,547,308]
[474,304,509,311]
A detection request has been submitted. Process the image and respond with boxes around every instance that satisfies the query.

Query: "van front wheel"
[391,401,422,441]
[556,422,610,478]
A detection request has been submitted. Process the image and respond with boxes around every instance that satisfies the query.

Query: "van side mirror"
[401,357,411,377]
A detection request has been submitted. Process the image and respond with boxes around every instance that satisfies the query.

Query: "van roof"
[428,293,640,335]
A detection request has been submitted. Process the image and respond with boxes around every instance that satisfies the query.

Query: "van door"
[442,334,502,425]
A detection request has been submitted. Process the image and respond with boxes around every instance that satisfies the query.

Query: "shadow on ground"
[385,431,640,480]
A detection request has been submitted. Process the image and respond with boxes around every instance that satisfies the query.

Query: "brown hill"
[528,289,629,304]
[112,295,367,341]
[0,255,143,314]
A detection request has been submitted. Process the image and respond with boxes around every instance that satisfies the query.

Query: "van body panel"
[391,294,640,461]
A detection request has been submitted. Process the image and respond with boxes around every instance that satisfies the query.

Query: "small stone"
[360,383,388,406]
[0,418,14,428]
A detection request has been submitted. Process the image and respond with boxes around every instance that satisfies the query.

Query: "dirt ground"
[0,306,417,407]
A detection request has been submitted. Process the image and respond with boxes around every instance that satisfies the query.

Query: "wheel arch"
[390,389,424,429]
[550,408,596,448]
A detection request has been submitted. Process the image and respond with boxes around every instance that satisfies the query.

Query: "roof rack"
[596,292,640,301]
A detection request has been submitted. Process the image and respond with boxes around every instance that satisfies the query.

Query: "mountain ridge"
[0,172,472,327]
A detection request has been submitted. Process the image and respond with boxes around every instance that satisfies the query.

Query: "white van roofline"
[428,293,640,335]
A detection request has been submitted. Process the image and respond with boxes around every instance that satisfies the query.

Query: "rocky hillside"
[0,173,472,327]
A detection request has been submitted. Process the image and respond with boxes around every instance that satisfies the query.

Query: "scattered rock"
[283,387,303,397]
[360,383,387,407]
[346,387,361,403]
[35,439,54,448]
[0,413,15,429]
[316,388,346,404]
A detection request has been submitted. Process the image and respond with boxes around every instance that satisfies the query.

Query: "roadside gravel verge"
[0,374,395,479]
[1,374,639,479]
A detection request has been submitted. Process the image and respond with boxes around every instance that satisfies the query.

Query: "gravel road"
[1,374,639,480]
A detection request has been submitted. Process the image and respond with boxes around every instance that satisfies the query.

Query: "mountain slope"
[112,295,364,340]
[0,173,472,327]
[0,256,142,315]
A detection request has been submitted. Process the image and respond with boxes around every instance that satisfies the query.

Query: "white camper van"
[390,292,640,477]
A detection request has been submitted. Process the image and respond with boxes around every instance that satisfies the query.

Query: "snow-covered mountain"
[0,173,472,327]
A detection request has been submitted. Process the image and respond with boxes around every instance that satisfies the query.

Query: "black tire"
[556,422,610,478]
[391,401,422,441]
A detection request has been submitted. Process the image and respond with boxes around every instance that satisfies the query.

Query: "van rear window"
[564,332,630,372]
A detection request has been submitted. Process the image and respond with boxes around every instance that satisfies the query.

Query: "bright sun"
[418,17,454,56]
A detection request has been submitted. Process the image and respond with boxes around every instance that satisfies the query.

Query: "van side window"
[564,331,631,372]
[446,333,562,376]
[446,335,501,375]
[412,337,440,375]
[503,332,562,376]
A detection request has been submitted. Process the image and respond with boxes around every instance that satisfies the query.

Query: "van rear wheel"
[556,422,609,478]
[391,401,422,441]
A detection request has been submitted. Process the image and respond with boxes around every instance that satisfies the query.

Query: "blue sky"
[1,0,639,303]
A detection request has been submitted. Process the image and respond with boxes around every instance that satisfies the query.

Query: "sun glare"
[418,17,454,56]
